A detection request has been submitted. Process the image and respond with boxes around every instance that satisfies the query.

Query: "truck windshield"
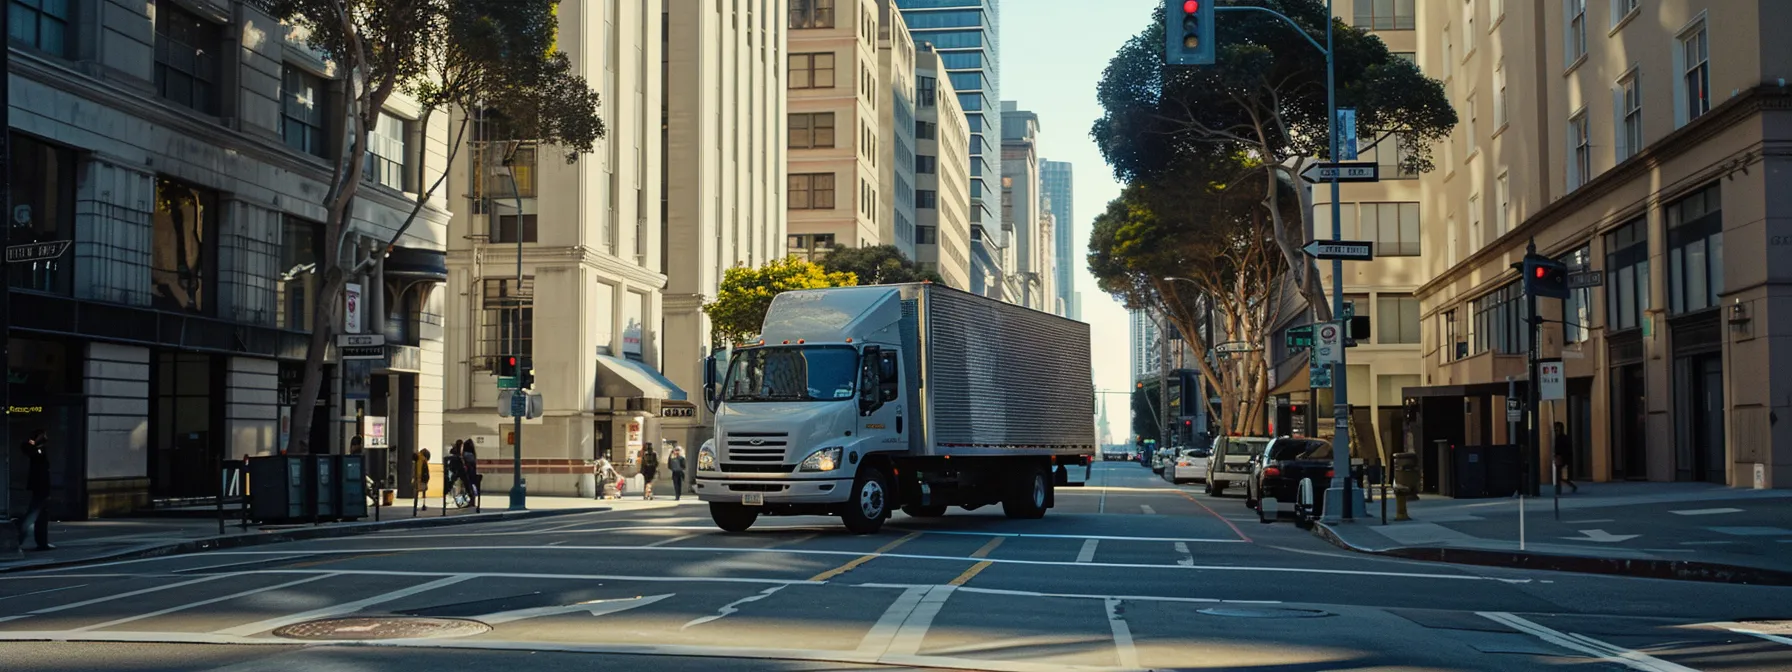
[722,346,859,402]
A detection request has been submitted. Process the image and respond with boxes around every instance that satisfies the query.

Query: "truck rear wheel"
[1003,468,1049,520]
[901,504,948,518]
[710,503,759,532]
[840,467,890,534]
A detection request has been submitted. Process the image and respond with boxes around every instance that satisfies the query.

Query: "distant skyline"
[1000,0,1156,438]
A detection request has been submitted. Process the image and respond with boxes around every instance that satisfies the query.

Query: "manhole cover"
[272,617,492,640]
[1197,607,1333,619]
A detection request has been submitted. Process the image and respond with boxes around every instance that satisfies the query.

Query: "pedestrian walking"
[668,445,687,501]
[1553,422,1578,494]
[415,448,432,511]
[639,442,659,500]
[462,438,481,504]
[445,441,465,508]
[16,429,54,550]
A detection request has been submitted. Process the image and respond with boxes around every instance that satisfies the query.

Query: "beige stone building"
[442,0,672,496]
[877,1,919,259]
[786,0,885,260]
[661,0,792,455]
[1397,0,1792,490]
[914,45,974,289]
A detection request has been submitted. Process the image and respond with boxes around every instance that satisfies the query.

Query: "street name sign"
[5,240,70,264]
[1310,361,1333,389]
[1285,324,1314,349]
[1507,398,1523,423]
[1568,270,1604,289]
[1301,240,1375,262]
[1313,323,1342,365]
[1299,162,1379,184]
[337,333,386,360]
[1215,341,1259,354]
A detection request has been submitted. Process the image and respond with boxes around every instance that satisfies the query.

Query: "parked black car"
[1245,437,1337,524]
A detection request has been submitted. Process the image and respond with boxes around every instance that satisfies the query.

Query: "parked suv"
[1205,436,1270,496]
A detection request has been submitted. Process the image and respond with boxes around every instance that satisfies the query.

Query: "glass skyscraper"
[1042,160,1075,318]
[894,0,1000,292]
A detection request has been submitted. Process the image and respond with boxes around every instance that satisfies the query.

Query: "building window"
[1611,0,1639,27]
[1568,111,1591,190]
[1469,194,1483,249]
[277,217,322,331]
[787,233,837,261]
[1440,309,1459,362]
[481,278,534,369]
[789,173,836,209]
[1604,218,1650,332]
[1493,61,1508,127]
[789,52,835,89]
[916,155,937,174]
[915,120,936,140]
[1377,294,1421,344]
[1471,282,1529,356]
[1358,202,1420,257]
[1679,21,1710,124]
[1617,72,1643,160]
[1363,133,1417,179]
[7,132,76,295]
[788,0,833,29]
[9,0,71,55]
[1442,26,1454,72]
[788,112,836,149]
[1495,172,1511,237]
[917,76,936,107]
[915,189,937,209]
[152,177,218,315]
[1561,244,1594,343]
[1353,0,1416,30]
[1465,92,1478,156]
[364,111,411,191]
[1667,183,1722,315]
[916,226,938,244]
[1446,215,1459,267]
[492,214,539,244]
[1392,52,1416,65]
[1463,0,1476,53]
[281,66,328,158]
[1566,0,1587,62]
[154,0,222,115]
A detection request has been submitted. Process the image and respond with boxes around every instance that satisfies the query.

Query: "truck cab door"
[861,348,905,448]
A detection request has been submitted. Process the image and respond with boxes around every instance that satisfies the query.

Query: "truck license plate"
[742,492,764,506]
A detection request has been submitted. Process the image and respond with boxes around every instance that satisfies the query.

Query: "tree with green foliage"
[818,245,944,285]
[703,258,859,345]
[271,0,604,453]
[1091,0,1455,321]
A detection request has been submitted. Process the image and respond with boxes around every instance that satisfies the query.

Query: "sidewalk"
[1316,482,1792,585]
[1,495,609,574]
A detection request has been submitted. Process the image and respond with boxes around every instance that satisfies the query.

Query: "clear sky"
[1000,0,1158,442]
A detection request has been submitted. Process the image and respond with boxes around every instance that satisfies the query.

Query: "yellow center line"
[969,536,1005,559]
[807,532,920,582]
[947,536,1006,586]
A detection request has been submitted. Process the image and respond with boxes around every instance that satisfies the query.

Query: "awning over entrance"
[384,246,448,282]
[595,354,688,401]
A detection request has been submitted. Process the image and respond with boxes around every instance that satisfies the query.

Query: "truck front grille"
[725,432,789,463]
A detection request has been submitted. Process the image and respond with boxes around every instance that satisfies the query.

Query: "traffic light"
[1347,315,1371,340]
[1164,0,1216,66]
[519,357,535,389]
[1523,255,1570,300]
[497,355,518,378]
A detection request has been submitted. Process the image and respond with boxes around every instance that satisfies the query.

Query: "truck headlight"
[698,441,717,471]
[798,447,843,472]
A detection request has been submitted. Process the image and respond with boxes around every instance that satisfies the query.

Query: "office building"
[443,0,675,496]
[661,0,793,455]
[1000,101,1049,310]
[878,1,919,259]
[2,0,453,522]
[1042,159,1078,318]
[893,0,1001,297]
[786,0,885,261]
[914,45,975,289]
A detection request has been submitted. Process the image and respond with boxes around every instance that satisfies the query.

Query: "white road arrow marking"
[1562,529,1640,543]
[479,593,674,625]
[682,586,785,630]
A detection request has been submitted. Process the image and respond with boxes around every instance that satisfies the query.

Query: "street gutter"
[0,507,607,575]
[1311,521,1792,587]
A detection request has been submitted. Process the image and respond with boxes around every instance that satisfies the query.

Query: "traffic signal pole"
[508,163,526,511]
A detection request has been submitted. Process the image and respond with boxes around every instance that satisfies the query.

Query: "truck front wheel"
[840,467,890,534]
[1003,468,1050,520]
[710,503,759,532]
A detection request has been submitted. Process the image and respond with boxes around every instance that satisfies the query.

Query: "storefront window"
[8,133,76,295]
[1604,218,1650,331]
[278,217,321,331]
[1667,183,1722,314]
[152,177,219,315]
[1560,244,1594,342]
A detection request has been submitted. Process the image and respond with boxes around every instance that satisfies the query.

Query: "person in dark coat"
[638,442,659,500]
[668,445,688,501]
[1553,422,1578,493]
[17,429,54,550]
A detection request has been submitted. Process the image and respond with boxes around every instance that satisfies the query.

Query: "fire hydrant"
[1392,451,1419,521]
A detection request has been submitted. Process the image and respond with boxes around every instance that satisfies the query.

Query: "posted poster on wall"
[626,420,643,464]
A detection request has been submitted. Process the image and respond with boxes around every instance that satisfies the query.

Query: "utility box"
[248,455,307,522]
[310,455,339,520]
[339,454,367,519]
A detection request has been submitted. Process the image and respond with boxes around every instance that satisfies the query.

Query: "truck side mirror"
[702,354,721,412]
[858,345,883,414]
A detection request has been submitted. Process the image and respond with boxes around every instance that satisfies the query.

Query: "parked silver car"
[1166,445,1212,484]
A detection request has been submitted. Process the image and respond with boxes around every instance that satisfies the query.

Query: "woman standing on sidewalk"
[638,442,659,501]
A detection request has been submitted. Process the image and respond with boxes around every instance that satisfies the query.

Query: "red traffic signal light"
[508,356,518,367]
[1535,267,1547,279]
[1183,0,1198,13]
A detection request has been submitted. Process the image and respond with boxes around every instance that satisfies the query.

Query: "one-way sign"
[1301,240,1375,262]
[1299,162,1379,184]
[5,240,71,264]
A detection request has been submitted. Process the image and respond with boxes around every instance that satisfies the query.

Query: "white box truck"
[695,283,1096,533]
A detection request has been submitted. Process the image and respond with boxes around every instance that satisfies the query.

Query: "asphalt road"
[2,461,1791,672]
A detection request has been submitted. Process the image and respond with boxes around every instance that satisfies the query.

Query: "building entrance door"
[149,352,222,500]
[1611,364,1647,480]
[1675,353,1725,484]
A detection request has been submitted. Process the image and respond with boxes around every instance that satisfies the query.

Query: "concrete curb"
[1312,521,1792,587]
[0,506,609,575]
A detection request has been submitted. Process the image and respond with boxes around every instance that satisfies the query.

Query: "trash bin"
[248,455,306,522]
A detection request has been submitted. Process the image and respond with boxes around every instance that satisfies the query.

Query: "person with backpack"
[639,442,659,501]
